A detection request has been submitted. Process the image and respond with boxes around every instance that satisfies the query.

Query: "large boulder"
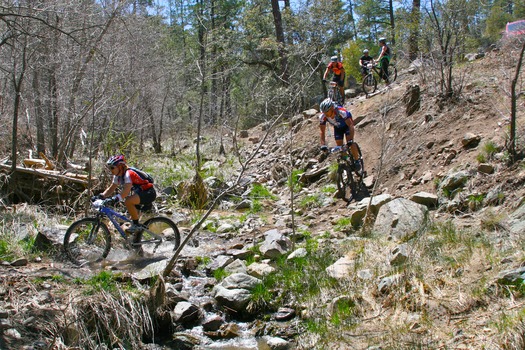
[373,198,429,242]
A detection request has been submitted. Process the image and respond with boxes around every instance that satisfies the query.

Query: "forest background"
[0,0,524,184]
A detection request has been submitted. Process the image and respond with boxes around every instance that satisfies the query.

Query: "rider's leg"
[381,58,390,85]
[124,194,141,221]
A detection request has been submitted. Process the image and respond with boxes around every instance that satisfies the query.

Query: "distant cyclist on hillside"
[376,37,391,85]
[359,49,373,76]
[323,55,346,104]
[318,98,361,171]
[95,155,156,234]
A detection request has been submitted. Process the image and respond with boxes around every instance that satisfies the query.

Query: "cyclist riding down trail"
[359,49,373,76]
[323,55,346,104]
[319,98,361,172]
[95,155,156,234]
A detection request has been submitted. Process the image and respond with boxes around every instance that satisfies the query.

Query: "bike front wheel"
[138,216,181,254]
[362,74,377,95]
[328,88,344,106]
[336,163,357,202]
[63,218,111,266]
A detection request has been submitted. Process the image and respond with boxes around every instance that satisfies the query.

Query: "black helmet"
[320,98,335,113]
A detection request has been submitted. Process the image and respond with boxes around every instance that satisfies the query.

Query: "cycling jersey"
[328,61,344,76]
[112,168,154,191]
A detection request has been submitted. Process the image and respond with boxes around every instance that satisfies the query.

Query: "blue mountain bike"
[63,199,181,266]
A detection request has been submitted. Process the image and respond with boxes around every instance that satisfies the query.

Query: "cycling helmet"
[106,154,126,167]
[363,49,369,54]
[379,37,386,43]
[320,98,335,113]
[330,55,338,62]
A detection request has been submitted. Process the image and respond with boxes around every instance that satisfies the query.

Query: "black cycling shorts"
[135,187,156,205]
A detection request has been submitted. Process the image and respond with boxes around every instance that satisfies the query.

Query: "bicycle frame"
[92,200,162,247]
[97,204,131,240]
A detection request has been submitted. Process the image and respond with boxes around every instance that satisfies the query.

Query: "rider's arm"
[101,182,118,198]
[323,66,330,80]
[319,123,327,146]
[377,46,386,61]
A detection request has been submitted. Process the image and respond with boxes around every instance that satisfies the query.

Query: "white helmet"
[363,49,369,54]
[320,98,335,112]
[330,55,338,62]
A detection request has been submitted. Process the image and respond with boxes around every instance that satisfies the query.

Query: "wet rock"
[263,335,290,350]
[205,323,241,339]
[132,260,168,282]
[173,301,202,326]
[207,255,234,273]
[202,315,225,332]
[169,332,201,349]
[212,285,252,312]
[274,307,296,321]
[220,273,261,290]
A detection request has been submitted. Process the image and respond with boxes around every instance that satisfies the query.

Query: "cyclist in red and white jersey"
[97,155,156,233]
[319,98,361,171]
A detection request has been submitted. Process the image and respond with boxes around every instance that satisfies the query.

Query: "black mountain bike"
[362,62,397,95]
[332,143,365,202]
[63,199,181,266]
[327,80,344,106]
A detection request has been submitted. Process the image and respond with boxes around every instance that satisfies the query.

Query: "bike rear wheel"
[63,218,111,266]
[135,216,181,255]
[362,73,377,95]
[388,65,397,82]
[336,163,357,202]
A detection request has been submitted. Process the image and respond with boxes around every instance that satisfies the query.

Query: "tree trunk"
[388,0,395,45]
[408,0,421,61]
[271,0,289,83]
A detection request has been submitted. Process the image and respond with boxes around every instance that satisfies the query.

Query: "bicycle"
[63,199,181,266]
[327,80,344,106]
[362,61,398,95]
[331,143,365,203]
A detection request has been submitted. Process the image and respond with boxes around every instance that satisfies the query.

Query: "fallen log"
[0,163,96,186]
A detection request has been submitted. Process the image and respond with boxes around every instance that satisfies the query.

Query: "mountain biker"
[359,49,373,76]
[376,37,391,85]
[96,155,156,234]
[318,98,361,171]
[323,55,346,104]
